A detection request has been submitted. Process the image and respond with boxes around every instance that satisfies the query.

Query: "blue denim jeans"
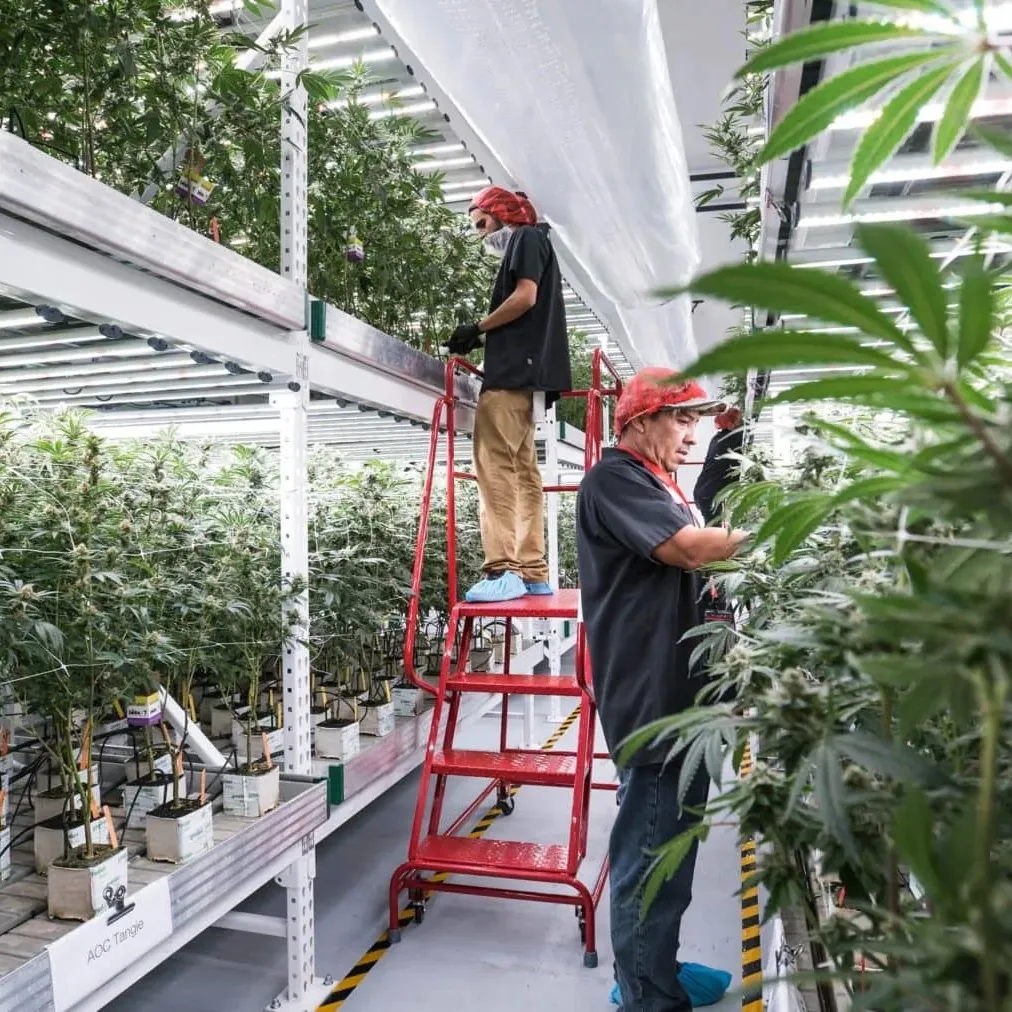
[611,758,711,1011]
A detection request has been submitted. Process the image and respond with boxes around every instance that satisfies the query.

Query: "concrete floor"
[108,698,743,1012]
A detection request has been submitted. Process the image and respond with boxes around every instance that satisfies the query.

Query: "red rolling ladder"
[389,351,623,967]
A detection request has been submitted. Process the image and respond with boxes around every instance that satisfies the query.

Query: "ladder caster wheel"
[412,902,426,925]
[498,794,515,816]
[389,929,402,943]
[584,951,599,969]
[577,911,587,944]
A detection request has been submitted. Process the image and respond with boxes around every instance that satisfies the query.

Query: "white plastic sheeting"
[373,0,701,369]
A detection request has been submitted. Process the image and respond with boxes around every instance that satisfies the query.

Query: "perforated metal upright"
[268,0,331,1007]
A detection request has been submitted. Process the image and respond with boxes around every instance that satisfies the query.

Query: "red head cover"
[615,367,725,436]
[715,406,743,431]
[469,186,538,227]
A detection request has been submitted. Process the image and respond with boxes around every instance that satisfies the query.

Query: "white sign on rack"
[47,877,174,1011]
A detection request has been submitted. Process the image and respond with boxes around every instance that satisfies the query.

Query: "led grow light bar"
[799,200,1009,228]
[832,95,1012,132]
[810,158,1012,191]
[323,85,426,111]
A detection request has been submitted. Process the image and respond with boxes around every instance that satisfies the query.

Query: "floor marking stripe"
[738,742,763,1011]
[314,703,583,1010]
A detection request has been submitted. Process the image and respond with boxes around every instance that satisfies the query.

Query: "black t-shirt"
[576,448,707,767]
[694,427,744,526]
[483,224,571,404]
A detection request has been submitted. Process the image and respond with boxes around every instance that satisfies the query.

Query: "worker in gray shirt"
[576,368,747,1011]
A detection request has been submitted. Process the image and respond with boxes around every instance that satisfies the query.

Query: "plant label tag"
[47,874,173,1011]
[127,693,162,727]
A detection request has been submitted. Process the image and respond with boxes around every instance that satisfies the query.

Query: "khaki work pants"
[472,389,548,583]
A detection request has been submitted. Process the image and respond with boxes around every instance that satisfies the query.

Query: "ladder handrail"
[400,349,621,694]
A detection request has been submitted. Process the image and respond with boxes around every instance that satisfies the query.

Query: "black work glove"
[447,322,483,355]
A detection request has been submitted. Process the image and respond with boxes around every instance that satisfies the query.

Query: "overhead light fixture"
[810,158,1012,191]
[0,308,47,330]
[410,142,465,157]
[309,26,381,49]
[833,96,1012,132]
[267,47,397,78]
[370,101,437,120]
[889,2,1012,32]
[799,200,1010,229]
[324,85,425,111]
[316,47,397,71]
[413,156,474,171]
[441,178,491,192]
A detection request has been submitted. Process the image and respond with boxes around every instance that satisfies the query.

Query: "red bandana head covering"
[614,367,726,437]
[715,406,743,431]
[469,186,538,227]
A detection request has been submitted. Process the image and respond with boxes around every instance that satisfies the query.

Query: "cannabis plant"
[632,3,1012,1010]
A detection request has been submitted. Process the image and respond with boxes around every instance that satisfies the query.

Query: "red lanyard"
[618,447,698,526]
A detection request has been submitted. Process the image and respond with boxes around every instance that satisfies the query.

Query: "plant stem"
[882,691,899,917]
[974,675,1004,1012]
[942,382,1012,488]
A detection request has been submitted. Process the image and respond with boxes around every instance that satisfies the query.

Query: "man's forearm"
[654,526,747,569]
[478,288,536,334]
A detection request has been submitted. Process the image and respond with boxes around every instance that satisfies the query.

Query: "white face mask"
[483,226,513,258]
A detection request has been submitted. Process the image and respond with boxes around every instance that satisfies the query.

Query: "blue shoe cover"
[679,963,733,1006]
[464,571,527,603]
[524,581,553,596]
[609,963,731,1008]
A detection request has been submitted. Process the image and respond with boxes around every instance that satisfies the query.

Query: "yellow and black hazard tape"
[738,742,763,1012]
[315,703,583,1011]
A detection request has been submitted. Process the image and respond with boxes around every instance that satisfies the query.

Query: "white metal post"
[545,407,563,724]
[270,0,330,1007]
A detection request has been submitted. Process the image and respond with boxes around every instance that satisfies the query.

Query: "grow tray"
[0,773,326,1011]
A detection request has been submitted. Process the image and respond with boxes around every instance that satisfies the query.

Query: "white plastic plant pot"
[124,748,173,783]
[238,726,284,765]
[231,714,276,749]
[393,686,425,718]
[469,647,492,672]
[96,712,129,736]
[221,764,280,818]
[314,720,360,760]
[336,696,361,723]
[0,826,10,883]
[122,771,189,824]
[211,704,236,739]
[360,701,395,738]
[33,767,101,824]
[145,799,213,864]
[34,813,110,875]
[48,845,128,922]
[198,690,223,725]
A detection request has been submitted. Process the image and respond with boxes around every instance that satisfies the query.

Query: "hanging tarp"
[374,0,701,369]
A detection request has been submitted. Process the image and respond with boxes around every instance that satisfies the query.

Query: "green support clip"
[310,298,327,343]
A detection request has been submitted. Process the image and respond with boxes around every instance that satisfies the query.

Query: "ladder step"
[457,588,579,620]
[445,673,582,696]
[431,750,577,786]
[415,835,570,875]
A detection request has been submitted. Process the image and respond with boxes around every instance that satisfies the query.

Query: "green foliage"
[0,1,494,352]
[643,3,1012,1008]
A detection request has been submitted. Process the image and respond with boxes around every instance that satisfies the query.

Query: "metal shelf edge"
[0,134,305,332]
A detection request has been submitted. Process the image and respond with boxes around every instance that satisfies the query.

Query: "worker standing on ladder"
[446,186,571,604]
[575,368,747,1012]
